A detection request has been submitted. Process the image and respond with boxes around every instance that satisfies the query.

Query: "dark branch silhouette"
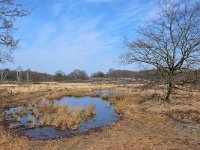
[0,0,28,64]
[120,0,200,102]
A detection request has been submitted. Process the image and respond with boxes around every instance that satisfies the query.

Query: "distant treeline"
[0,68,199,85]
[0,69,54,82]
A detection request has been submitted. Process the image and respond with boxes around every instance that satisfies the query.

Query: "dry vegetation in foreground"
[3,100,96,131]
[0,81,199,149]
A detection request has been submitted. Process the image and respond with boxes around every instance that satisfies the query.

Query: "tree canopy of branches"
[91,71,105,78]
[0,0,28,64]
[0,68,9,81]
[68,69,89,80]
[120,0,200,102]
[54,70,66,82]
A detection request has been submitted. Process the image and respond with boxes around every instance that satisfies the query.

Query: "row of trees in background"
[54,69,89,81]
[0,67,199,84]
[0,67,53,83]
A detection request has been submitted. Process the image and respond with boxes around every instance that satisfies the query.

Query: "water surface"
[4,96,121,140]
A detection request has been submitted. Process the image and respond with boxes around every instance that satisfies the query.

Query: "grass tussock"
[83,105,96,121]
[18,108,28,117]
[29,120,36,129]
[33,110,40,119]
[37,101,55,114]
[41,106,96,130]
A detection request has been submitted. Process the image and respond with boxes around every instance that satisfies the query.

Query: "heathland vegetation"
[0,0,199,149]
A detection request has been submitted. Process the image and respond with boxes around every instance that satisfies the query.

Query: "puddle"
[3,96,121,140]
[96,90,126,96]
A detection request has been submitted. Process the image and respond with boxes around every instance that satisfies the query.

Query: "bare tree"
[0,68,9,82]
[54,70,66,82]
[0,0,28,64]
[68,69,89,80]
[16,66,22,83]
[120,0,200,102]
[91,71,105,78]
[26,68,30,83]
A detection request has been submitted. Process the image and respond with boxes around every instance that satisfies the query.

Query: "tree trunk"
[165,74,174,102]
[26,71,29,83]
[165,81,173,102]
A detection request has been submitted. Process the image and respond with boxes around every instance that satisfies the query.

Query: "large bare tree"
[120,0,200,101]
[0,0,28,64]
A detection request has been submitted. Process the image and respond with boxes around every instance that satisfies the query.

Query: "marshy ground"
[0,79,199,149]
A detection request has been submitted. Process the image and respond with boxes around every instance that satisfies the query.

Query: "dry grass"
[51,106,72,129]
[0,81,199,150]
[32,110,40,119]
[18,108,28,117]
[42,113,53,126]
[37,101,55,114]
[101,93,145,114]
[2,99,97,131]
[39,105,96,130]
[65,108,83,130]
[29,120,36,129]
[83,105,96,121]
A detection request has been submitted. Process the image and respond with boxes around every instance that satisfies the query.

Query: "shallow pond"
[3,96,121,140]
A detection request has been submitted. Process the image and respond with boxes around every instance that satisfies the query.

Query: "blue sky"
[4,0,157,74]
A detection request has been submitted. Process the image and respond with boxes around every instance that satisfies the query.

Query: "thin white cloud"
[11,15,115,73]
[84,0,114,3]
[9,0,157,73]
[51,3,64,16]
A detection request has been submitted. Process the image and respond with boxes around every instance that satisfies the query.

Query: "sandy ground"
[0,82,199,150]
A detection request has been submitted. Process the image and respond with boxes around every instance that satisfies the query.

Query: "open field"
[0,80,199,150]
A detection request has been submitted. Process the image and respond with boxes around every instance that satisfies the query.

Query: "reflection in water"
[3,96,120,139]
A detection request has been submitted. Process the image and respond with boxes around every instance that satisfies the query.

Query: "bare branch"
[120,0,200,101]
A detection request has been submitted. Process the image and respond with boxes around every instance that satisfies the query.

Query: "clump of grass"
[115,102,124,114]
[42,113,53,125]
[18,108,28,117]
[46,91,68,100]
[33,110,40,119]
[51,106,70,129]
[52,106,84,130]
[37,100,55,114]
[39,118,45,126]
[67,108,83,130]
[64,90,88,98]
[83,105,96,121]
[29,120,36,128]
[39,105,96,130]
